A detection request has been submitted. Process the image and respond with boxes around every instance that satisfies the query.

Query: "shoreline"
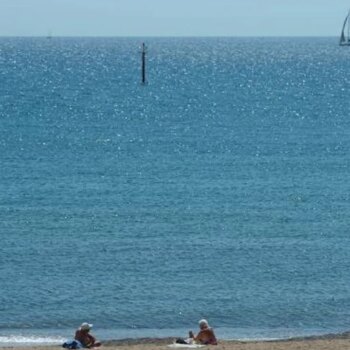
[2,331,350,349]
[2,339,350,350]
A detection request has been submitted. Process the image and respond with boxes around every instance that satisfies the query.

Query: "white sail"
[340,11,350,46]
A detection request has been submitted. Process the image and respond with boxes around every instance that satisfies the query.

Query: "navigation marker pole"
[141,42,147,85]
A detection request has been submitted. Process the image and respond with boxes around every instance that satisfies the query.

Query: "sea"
[1,36,350,346]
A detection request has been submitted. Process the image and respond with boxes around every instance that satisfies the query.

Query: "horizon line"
[0,35,339,38]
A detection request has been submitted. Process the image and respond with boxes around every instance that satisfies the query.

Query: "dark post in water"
[141,43,147,84]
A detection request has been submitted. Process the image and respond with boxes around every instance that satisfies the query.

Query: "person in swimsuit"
[189,319,217,345]
[74,322,101,348]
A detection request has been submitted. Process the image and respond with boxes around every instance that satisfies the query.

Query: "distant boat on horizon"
[340,10,350,46]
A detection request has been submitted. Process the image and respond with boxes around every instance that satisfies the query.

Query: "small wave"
[0,335,65,346]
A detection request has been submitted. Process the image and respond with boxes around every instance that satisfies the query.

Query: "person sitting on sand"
[189,319,217,345]
[75,322,101,348]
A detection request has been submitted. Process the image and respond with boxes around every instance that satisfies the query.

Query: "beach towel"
[62,340,83,349]
[167,344,205,348]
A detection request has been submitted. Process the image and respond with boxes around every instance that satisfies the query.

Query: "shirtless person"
[75,323,101,348]
[189,319,217,345]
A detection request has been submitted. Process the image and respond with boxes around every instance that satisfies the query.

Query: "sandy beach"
[3,334,350,350]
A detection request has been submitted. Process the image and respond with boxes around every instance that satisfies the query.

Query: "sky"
[0,0,349,37]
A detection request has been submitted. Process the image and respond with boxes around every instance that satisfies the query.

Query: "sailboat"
[340,10,350,46]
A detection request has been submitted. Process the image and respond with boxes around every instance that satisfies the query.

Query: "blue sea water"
[1,36,350,345]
